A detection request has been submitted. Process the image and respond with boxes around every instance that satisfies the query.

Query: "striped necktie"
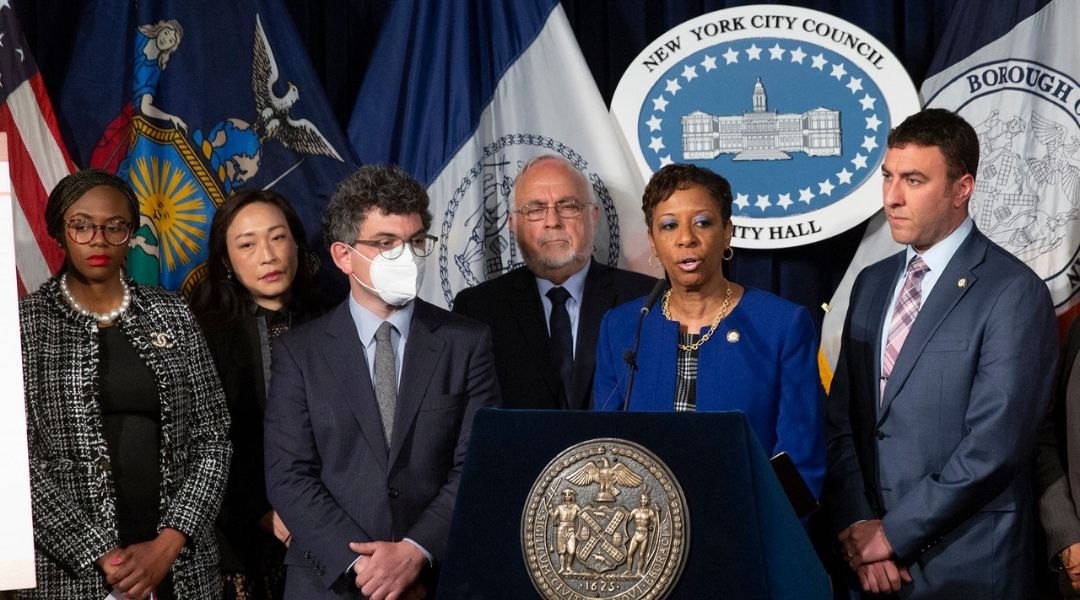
[880,255,930,403]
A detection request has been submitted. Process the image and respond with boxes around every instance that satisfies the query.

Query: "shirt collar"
[347,295,414,347]
[534,260,591,304]
[906,217,973,273]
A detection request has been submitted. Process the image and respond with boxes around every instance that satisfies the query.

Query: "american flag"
[0,3,73,295]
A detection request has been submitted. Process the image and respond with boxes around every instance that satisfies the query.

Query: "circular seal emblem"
[926,60,1080,309]
[521,439,688,600]
[611,6,920,249]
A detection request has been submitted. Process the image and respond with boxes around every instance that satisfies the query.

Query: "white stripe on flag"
[10,186,52,293]
[8,82,69,192]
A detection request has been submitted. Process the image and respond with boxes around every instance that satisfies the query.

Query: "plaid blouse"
[673,331,699,412]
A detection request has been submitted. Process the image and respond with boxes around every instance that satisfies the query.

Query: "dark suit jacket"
[263,298,500,598]
[453,260,655,410]
[1037,316,1080,572]
[825,226,1057,598]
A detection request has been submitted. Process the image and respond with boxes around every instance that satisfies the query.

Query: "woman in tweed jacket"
[18,170,231,599]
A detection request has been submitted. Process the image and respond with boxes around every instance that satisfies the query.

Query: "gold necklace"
[661,285,733,351]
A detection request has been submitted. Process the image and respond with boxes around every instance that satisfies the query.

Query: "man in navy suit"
[825,109,1057,597]
[453,154,654,410]
[264,165,499,599]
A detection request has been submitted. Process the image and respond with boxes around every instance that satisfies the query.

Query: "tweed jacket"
[18,275,231,599]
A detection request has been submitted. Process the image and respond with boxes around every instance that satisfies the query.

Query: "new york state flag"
[58,0,355,293]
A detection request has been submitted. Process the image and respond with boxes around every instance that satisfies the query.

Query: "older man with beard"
[454,155,655,410]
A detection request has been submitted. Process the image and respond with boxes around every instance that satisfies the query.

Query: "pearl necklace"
[60,273,131,326]
[661,285,733,351]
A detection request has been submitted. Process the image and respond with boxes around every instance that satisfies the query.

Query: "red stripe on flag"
[27,75,76,172]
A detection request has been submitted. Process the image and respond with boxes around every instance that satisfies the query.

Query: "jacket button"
[875,430,885,440]
[387,488,399,498]
[98,458,111,472]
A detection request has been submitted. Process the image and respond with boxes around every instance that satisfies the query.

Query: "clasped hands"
[97,528,186,600]
[838,519,912,594]
[350,540,427,600]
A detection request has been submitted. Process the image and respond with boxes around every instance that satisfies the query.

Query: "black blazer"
[199,301,325,574]
[453,260,655,410]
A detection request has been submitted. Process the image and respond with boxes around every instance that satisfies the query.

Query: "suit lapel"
[508,269,565,405]
[570,261,612,409]
[388,300,445,467]
[319,301,388,471]
[879,231,984,418]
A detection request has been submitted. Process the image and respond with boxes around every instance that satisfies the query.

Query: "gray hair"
[322,164,432,246]
[511,154,596,207]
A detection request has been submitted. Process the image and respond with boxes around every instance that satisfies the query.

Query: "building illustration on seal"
[681,78,842,161]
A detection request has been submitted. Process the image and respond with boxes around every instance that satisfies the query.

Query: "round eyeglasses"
[66,219,133,246]
[352,234,438,259]
[514,201,585,221]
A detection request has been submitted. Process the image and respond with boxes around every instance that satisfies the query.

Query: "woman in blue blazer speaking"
[594,164,824,497]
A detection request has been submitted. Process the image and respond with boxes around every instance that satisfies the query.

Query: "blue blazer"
[594,287,825,498]
[825,227,1058,597]
[264,298,500,597]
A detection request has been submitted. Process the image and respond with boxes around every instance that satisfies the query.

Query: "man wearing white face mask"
[264,164,500,600]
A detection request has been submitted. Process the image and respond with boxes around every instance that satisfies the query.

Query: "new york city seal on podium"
[522,439,689,600]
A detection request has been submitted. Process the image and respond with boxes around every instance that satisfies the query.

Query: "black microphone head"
[622,349,636,366]
[640,277,671,315]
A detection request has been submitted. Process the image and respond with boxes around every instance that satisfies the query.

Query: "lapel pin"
[150,332,175,348]
[957,278,967,288]
[726,329,740,343]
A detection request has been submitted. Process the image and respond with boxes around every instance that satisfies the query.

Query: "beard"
[519,234,589,278]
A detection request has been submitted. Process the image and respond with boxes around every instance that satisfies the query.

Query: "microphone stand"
[622,278,669,411]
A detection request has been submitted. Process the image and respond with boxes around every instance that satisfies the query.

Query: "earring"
[648,254,660,269]
[723,247,734,261]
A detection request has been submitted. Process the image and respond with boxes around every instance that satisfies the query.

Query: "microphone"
[622,278,669,411]
[640,277,670,316]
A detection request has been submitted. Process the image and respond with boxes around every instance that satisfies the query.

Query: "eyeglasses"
[66,219,133,246]
[515,201,586,221]
[352,234,438,259]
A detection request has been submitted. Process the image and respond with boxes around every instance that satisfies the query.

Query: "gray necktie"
[374,321,397,446]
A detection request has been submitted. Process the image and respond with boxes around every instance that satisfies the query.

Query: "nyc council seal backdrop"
[612,5,919,249]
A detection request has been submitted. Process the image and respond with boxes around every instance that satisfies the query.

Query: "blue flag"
[58,0,355,293]
[348,0,648,308]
